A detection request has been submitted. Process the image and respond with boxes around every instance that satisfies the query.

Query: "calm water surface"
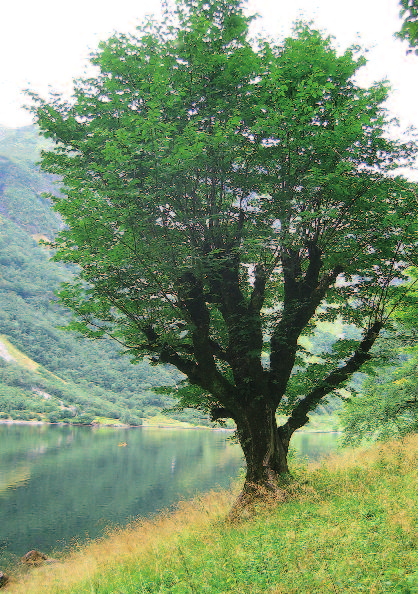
[0,424,339,566]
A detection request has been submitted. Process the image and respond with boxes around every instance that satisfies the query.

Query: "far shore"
[0,418,341,433]
[0,418,225,430]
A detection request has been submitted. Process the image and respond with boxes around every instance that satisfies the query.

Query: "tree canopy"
[397,0,418,53]
[30,0,418,505]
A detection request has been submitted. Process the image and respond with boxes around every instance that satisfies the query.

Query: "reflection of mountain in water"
[0,465,31,495]
[0,424,244,564]
[0,424,341,567]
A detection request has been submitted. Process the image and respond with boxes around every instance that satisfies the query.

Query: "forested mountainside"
[0,125,203,426]
[0,126,61,237]
[0,125,343,426]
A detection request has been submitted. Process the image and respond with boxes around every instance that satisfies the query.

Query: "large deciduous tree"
[30,0,418,505]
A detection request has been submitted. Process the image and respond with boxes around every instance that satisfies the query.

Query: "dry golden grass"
[5,488,235,594]
[0,335,39,371]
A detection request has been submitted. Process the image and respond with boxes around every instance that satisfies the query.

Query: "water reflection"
[0,424,339,565]
[0,425,242,563]
[291,431,341,462]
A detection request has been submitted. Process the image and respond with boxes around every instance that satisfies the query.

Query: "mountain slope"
[0,126,207,426]
[0,125,61,237]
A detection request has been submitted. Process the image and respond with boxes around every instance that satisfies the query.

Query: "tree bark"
[231,405,291,517]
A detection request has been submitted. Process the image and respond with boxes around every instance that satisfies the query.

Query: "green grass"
[6,435,418,593]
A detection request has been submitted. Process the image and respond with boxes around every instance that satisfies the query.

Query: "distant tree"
[30,0,418,508]
[341,269,418,444]
[397,0,418,53]
[340,357,418,445]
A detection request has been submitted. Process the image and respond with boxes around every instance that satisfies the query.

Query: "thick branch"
[206,253,266,392]
[269,263,343,399]
[210,406,234,421]
[158,346,200,378]
[177,271,226,365]
[173,272,241,406]
[249,263,267,313]
[156,341,238,409]
[140,319,233,403]
[279,320,384,443]
[141,324,200,377]
[304,241,324,292]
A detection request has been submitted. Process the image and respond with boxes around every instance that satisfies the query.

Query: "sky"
[1,0,417,159]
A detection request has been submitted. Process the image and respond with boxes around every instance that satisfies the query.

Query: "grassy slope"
[5,435,418,594]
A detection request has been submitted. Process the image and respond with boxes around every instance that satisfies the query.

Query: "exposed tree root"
[228,480,290,522]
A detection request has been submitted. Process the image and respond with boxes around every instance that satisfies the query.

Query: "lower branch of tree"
[210,406,234,421]
[281,320,384,439]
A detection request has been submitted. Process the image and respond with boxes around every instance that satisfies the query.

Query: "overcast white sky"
[1,0,417,139]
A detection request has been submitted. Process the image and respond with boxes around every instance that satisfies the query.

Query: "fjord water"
[0,424,339,565]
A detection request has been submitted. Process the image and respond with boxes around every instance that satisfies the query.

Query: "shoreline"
[0,419,226,430]
[0,419,341,434]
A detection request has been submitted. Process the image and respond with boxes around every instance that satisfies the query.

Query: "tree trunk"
[231,405,291,517]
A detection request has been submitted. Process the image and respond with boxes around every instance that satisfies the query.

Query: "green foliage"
[340,267,418,445]
[340,357,418,445]
[340,269,418,445]
[397,0,418,53]
[28,0,418,484]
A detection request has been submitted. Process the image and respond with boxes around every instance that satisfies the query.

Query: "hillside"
[0,126,207,426]
[0,125,61,237]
